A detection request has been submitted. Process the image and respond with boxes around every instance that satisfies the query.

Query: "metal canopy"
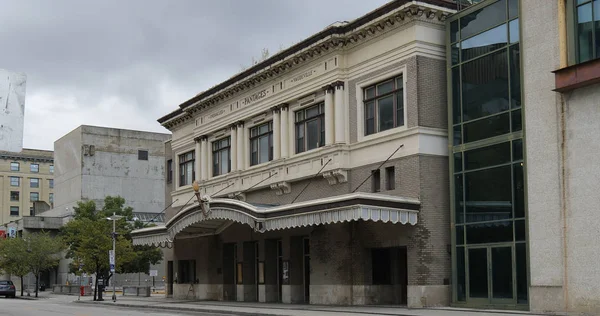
[132,192,420,247]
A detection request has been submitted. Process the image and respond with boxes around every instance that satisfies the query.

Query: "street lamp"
[106,212,124,302]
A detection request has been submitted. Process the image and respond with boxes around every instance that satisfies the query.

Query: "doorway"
[467,245,514,304]
[222,243,237,301]
[302,237,310,303]
[167,261,173,296]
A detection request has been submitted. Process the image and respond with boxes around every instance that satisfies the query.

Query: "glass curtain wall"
[447,0,527,309]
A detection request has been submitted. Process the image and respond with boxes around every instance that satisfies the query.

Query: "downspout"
[557,0,569,312]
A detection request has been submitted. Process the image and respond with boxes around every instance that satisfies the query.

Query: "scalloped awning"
[132,192,419,247]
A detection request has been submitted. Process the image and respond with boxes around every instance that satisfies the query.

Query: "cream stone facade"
[0,149,53,227]
[133,0,456,308]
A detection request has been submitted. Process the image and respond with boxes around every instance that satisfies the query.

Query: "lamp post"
[106,212,123,302]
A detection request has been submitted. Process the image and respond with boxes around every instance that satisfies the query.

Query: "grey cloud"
[1,0,389,150]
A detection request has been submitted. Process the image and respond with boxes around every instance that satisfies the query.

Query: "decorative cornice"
[158,1,455,129]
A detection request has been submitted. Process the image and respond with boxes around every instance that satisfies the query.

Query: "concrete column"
[272,107,281,160]
[230,126,237,172]
[237,122,245,170]
[194,138,201,182]
[174,153,180,188]
[333,81,346,144]
[200,137,208,180]
[323,86,334,145]
[280,104,289,159]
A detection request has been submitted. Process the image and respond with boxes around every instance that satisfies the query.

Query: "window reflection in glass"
[578,3,594,62]
[459,0,506,39]
[463,113,510,143]
[462,50,509,122]
[461,24,507,62]
[464,142,511,171]
[509,19,519,44]
[464,165,512,222]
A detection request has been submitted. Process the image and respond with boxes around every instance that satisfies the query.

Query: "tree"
[61,196,162,301]
[26,232,64,298]
[0,237,30,296]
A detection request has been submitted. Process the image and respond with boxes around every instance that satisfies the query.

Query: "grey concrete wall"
[80,126,170,213]
[54,126,83,214]
[521,1,565,313]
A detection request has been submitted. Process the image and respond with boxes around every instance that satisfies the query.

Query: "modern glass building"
[446,0,528,309]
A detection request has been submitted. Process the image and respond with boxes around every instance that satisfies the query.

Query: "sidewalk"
[74,295,554,316]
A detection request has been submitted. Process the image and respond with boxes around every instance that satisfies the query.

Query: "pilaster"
[323,85,335,145]
[333,81,346,144]
[194,137,201,182]
[236,121,245,170]
[272,106,281,160]
[280,104,289,159]
[230,125,238,172]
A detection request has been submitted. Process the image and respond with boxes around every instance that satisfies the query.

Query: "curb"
[75,300,274,316]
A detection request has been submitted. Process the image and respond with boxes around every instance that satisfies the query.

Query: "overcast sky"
[1,0,390,150]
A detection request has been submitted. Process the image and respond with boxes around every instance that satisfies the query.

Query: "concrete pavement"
[70,294,553,316]
[5,292,556,316]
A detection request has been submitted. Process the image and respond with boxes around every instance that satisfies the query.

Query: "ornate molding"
[323,169,348,185]
[161,3,453,130]
[270,181,291,195]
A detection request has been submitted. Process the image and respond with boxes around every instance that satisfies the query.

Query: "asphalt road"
[0,296,231,316]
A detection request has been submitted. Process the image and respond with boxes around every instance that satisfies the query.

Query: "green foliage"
[0,231,64,297]
[61,196,163,281]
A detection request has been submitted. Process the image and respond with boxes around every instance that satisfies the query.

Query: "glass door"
[467,245,515,305]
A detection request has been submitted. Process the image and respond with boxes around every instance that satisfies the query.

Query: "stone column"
[243,124,250,169]
[272,106,281,160]
[323,85,335,145]
[333,81,346,144]
[230,125,238,172]
[237,122,245,170]
[194,137,201,182]
[174,152,180,188]
[280,104,289,159]
[200,136,208,180]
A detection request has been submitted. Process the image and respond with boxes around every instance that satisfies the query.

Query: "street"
[0,297,229,316]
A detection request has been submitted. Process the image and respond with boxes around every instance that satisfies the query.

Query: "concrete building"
[133,0,456,308]
[4,125,171,289]
[0,149,54,227]
[448,0,600,314]
[0,69,26,153]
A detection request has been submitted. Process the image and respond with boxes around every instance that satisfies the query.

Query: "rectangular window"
[49,179,54,189]
[295,103,325,153]
[250,122,273,166]
[178,151,195,186]
[49,193,54,204]
[30,164,39,173]
[385,166,395,190]
[49,165,54,174]
[30,192,39,202]
[10,177,20,187]
[10,206,19,216]
[213,137,231,176]
[30,207,35,216]
[10,162,19,171]
[10,191,19,201]
[372,248,392,285]
[372,169,381,193]
[363,75,404,135]
[575,0,600,63]
[138,150,149,160]
[167,159,173,183]
[30,178,39,188]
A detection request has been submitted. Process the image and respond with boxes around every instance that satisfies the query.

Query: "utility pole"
[107,212,123,302]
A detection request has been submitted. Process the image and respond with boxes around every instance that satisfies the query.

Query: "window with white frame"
[10,162,19,171]
[30,163,39,173]
[250,122,273,166]
[295,103,325,153]
[212,137,231,176]
[363,75,404,135]
[49,165,54,174]
[179,151,195,186]
[10,177,19,187]
[30,178,39,188]
[10,206,19,216]
[30,192,39,202]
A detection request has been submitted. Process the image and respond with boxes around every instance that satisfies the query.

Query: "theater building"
[132,0,457,308]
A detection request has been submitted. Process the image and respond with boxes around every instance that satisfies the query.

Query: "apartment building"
[0,149,54,227]
[133,0,456,307]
